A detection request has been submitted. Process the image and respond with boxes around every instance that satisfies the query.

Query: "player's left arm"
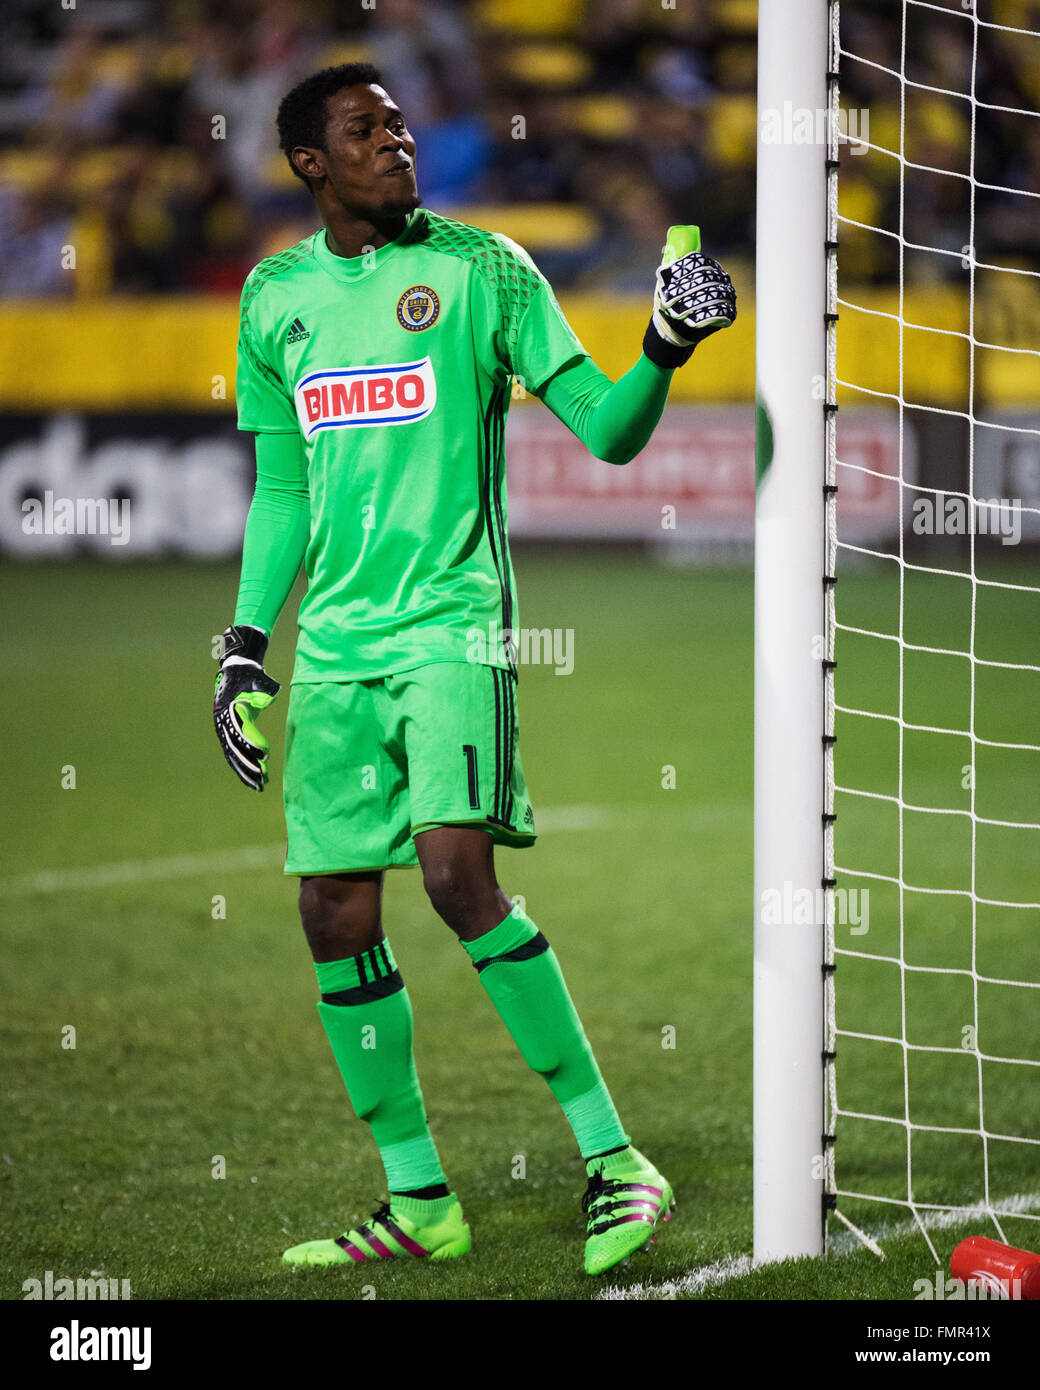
[536,225,736,466]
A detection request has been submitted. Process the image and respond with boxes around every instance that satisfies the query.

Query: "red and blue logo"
[294,358,437,438]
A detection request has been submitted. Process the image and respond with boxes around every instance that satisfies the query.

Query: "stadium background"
[3,0,1039,1304]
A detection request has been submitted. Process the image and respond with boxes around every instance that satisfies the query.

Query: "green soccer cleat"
[582,1148,675,1277]
[282,1197,471,1267]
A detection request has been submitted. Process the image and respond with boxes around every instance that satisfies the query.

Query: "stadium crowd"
[0,0,1037,297]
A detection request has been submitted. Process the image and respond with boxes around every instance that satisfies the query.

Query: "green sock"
[390,1191,458,1227]
[315,941,446,1193]
[585,1145,637,1178]
[462,908,629,1159]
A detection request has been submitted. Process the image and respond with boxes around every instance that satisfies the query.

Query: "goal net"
[825,0,1040,1261]
[755,0,1040,1264]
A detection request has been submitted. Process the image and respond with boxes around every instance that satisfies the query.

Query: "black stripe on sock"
[322,970,404,1005]
[390,1184,450,1200]
[473,932,550,974]
[378,941,392,976]
[356,952,368,988]
[586,1144,630,1162]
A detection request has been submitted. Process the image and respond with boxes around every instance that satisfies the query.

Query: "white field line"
[1,802,745,898]
[598,1254,755,1301]
[0,843,287,897]
[597,1192,1040,1301]
[0,806,613,896]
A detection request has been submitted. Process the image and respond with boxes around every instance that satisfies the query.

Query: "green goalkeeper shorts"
[282,661,536,875]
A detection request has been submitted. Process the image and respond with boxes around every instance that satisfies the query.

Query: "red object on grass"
[951,1237,1040,1299]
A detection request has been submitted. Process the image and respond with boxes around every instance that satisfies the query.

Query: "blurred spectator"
[17,30,129,145]
[572,174,676,294]
[583,0,658,92]
[409,82,493,208]
[631,97,712,225]
[0,183,74,296]
[370,0,484,127]
[485,90,583,204]
[184,19,300,204]
[0,0,1036,296]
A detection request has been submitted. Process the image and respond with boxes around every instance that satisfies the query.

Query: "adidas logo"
[286,317,310,344]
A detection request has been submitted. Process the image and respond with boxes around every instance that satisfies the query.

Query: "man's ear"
[292,146,324,184]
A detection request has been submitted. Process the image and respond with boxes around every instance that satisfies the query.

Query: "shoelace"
[353,1198,394,1242]
[582,1168,664,1236]
[582,1169,611,1217]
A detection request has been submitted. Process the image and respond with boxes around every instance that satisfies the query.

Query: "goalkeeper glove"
[213,624,280,792]
[643,224,737,369]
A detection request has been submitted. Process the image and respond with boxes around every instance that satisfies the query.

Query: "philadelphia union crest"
[396,285,441,331]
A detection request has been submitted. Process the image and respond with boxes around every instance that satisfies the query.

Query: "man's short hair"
[277,63,384,186]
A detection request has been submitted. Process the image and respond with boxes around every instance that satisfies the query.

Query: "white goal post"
[753,0,831,1262]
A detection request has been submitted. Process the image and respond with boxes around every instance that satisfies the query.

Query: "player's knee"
[528,1056,561,1089]
[298,877,380,958]
[421,861,478,929]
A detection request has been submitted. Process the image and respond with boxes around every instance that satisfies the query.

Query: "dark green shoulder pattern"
[238,236,315,385]
[240,236,316,319]
[417,211,543,362]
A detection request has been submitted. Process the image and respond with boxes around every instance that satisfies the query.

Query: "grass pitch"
[2,551,1037,1302]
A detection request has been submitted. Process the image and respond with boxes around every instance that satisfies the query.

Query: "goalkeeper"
[214,63,736,1278]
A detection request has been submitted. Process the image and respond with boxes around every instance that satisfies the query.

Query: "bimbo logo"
[294,359,436,438]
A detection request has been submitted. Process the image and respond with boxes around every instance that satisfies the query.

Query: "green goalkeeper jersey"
[235,208,590,682]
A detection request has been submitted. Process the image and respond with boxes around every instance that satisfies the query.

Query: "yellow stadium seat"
[0,149,57,189]
[838,173,882,232]
[991,0,1037,25]
[70,148,136,197]
[864,105,901,167]
[317,42,376,70]
[1014,55,1040,108]
[503,42,592,88]
[156,42,195,84]
[153,149,201,193]
[716,0,758,34]
[471,0,583,37]
[917,96,968,148]
[902,95,969,178]
[128,191,175,252]
[69,209,112,297]
[205,198,248,250]
[572,94,638,140]
[259,219,321,260]
[836,173,884,282]
[263,151,302,190]
[448,202,598,249]
[707,94,757,168]
[94,42,145,87]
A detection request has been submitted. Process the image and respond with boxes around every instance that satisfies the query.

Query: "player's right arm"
[234,431,310,636]
[214,276,310,791]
